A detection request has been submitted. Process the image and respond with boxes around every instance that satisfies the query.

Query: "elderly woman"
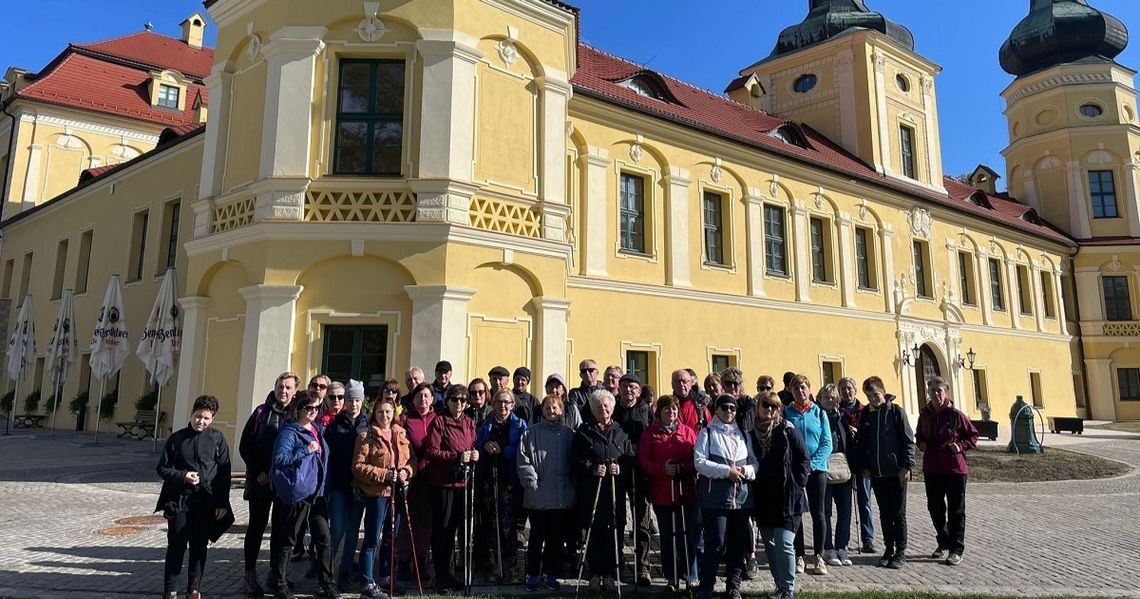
[703,373,722,401]
[517,394,576,591]
[855,376,915,569]
[695,394,756,599]
[571,389,634,592]
[353,396,416,598]
[396,382,435,583]
[466,378,492,424]
[475,389,528,582]
[638,394,698,591]
[751,391,810,599]
[545,373,582,430]
[324,380,369,587]
[916,376,978,566]
[424,384,479,593]
[317,381,345,428]
[816,383,854,567]
[781,374,832,575]
[269,391,335,598]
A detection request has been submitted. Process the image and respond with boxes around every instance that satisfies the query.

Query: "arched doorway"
[915,344,941,407]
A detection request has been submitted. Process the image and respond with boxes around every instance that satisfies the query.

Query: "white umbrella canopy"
[136,270,181,448]
[5,296,36,434]
[89,275,129,443]
[45,290,77,436]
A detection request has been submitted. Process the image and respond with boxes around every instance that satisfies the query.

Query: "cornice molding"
[18,111,160,144]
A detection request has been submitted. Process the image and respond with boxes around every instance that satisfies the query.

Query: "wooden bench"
[13,414,45,428]
[1049,416,1084,435]
[116,409,166,440]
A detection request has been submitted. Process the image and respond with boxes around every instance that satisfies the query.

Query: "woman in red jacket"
[423,384,479,593]
[396,382,435,582]
[638,395,698,591]
[915,376,978,567]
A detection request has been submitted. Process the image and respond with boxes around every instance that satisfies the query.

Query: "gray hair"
[838,377,857,389]
[406,367,424,378]
[589,388,616,408]
[926,376,949,395]
[328,381,345,393]
[819,383,839,401]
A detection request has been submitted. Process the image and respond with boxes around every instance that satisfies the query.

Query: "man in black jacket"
[614,374,652,586]
[512,366,538,423]
[854,376,916,569]
[238,372,298,597]
[569,359,602,416]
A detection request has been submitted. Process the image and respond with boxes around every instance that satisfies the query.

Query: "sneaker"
[602,577,619,592]
[742,557,759,580]
[877,552,893,568]
[361,585,384,599]
[888,550,907,569]
[795,556,805,573]
[825,550,841,567]
[860,542,876,554]
[165,593,178,599]
[945,553,962,566]
[813,554,828,575]
[778,588,795,599]
[931,548,947,560]
[541,575,560,591]
[525,575,541,591]
[588,576,602,591]
[838,549,853,567]
[319,585,342,599]
[244,569,266,598]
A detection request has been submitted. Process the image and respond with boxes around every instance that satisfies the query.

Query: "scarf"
[754,415,779,457]
[659,420,678,435]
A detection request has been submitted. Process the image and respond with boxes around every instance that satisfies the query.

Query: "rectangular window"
[128,211,149,282]
[900,125,916,179]
[703,191,725,265]
[763,205,787,276]
[157,84,180,109]
[821,361,841,386]
[854,227,875,290]
[711,354,732,375]
[18,252,32,303]
[809,217,831,283]
[322,325,390,398]
[1089,170,1118,218]
[958,252,975,305]
[913,240,930,298]
[1017,265,1032,315]
[971,369,988,411]
[1103,275,1132,321]
[989,258,1005,311]
[625,350,651,388]
[75,230,92,294]
[159,201,181,272]
[1,259,13,299]
[1030,372,1044,408]
[51,239,68,300]
[334,60,406,176]
[1118,368,1140,401]
[619,173,646,253]
[1041,271,1056,318]
[32,357,44,395]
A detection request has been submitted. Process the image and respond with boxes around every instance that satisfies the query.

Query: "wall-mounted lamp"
[956,347,977,371]
[901,343,919,367]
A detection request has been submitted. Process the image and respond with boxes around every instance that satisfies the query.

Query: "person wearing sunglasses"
[781,374,833,576]
[750,392,810,599]
[268,391,334,599]
[694,394,756,599]
[317,381,345,428]
[475,389,528,582]
[324,380,369,589]
[568,359,602,415]
[424,384,479,593]
[465,378,492,424]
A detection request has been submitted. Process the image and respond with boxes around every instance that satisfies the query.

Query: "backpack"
[270,430,320,505]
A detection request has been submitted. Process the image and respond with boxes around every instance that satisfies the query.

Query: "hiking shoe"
[837,549,852,566]
[825,549,841,566]
[244,570,265,598]
[795,556,805,573]
[931,548,947,560]
[728,589,742,599]
[813,554,828,575]
[877,553,893,568]
[602,577,619,592]
[588,576,602,591]
[541,575,560,591]
[637,571,653,586]
[945,553,962,566]
[525,575,541,591]
[319,585,341,599]
[361,585,384,599]
[888,551,907,569]
[860,542,876,553]
[742,556,759,580]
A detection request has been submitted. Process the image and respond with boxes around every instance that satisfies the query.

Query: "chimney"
[968,164,1001,195]
[180,13,207,49]
[193,92,207,124]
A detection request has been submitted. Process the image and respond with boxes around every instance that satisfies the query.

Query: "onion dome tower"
[771,0,914,57]
[999,0,1128,77]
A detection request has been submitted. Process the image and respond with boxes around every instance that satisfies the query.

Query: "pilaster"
[1123,162,1140,237]
[1054,268,1070,335]
[259,29,326,179]
[172,297,210,431]
[21,144,43,211]
[537,73,571,207]
[791,200,811,303]
[979,249,994,325]
[871,52,892,176]
[1083,358,1115,421]
[1074,269,1103,321]
[664,168,692,288]
[531,296,570,383]
[404,285,476,382]
[1065,160,1092,239]
[1030,264,1046,332]
[1006,258,1022,330]
[945,239,960,306]
[409,179,479,224]
[879,223,895,313]
[837,212,855,307]
[416,33,482,181]
[580,147,611,277]
[199,66,233,201]
[1021,169,1039,211]
[744,189,766,298]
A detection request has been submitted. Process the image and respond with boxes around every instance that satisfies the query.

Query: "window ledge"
[617,249,657,262]
[856,286,880,295]
[914,295,936,303]
[809,279,837,289]
[764,272,791,281]
[702,261,735,272]
[124,278,145,288]
[961,301,978,309]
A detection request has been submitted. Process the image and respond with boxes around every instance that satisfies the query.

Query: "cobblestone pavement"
[0,427,1137,598]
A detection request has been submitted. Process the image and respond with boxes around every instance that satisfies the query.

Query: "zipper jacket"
[516,418,576,510]
[694,418,756,510]
[853,400,916,478]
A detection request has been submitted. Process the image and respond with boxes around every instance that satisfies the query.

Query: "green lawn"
[381,593,1121,599]
[1087,420,1140,435]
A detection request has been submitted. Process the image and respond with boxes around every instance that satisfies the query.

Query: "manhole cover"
[116,515,166,526]
[98,526,143,536]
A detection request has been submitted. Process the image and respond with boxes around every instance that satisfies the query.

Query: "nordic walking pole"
[631,467,639,591]
[493,460,503,581]
[390,482,399,598]
[575,470,606,598]
[610,470,622,599]
[464,464,475,596]
[400,483,423,596]
[670,476,680,591]
[678,478,692,599]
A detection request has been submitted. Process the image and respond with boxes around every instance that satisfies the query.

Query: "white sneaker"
[813,554,828,575]
[825,550,841,567]
[795,556,805,573]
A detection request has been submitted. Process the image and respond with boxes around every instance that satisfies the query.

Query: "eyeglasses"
[383,387,399,395]
[309,382,328,390]
[758,385,773,391]
[330,395,345,401]
[580,368,598,374]
[471,389,487,395]
[723,381,741,388]
[763,404,781,411]
[303,404,321,412]
[719,405,737,412]
[493,400,513,406]
[448,396,469,403]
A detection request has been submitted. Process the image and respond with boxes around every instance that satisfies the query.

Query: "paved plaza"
[0,426,1137,598]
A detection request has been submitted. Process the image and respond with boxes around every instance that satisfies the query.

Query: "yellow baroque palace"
[1,0,1136,458]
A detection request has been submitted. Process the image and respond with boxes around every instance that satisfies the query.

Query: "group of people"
[155,359,980,599]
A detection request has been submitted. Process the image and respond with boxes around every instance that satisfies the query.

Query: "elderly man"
[431,361,453,408]
[569,359,602,415]
[615,374,653,585]
[602,365,623,395]
[673,369,711,431]
[512,366,538,423]
[401,367,425,412]
[489,365,511,393]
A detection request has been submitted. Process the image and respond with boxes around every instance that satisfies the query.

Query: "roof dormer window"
[157,84,180,109]
[148,69,189,111]
[771,124,809,148]
[615,72,677,104]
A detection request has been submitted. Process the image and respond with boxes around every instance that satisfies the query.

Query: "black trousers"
[924,473,967,554]
[269,497,332,591]
[870,476,908,554]
[164,503,213,593]
[525,508,571,577]
[244,491,273,572]
[699,508,749,592]
[306,497,334,585]
[625,481,652,573]
[430,487,468,582]
[794,470,828,557]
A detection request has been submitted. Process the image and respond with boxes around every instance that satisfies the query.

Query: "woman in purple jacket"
[914,376,978,566]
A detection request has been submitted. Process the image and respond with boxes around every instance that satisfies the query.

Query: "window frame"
[75,230,93,295]
[158,200,181,274]
[913,240,931,298]
[1088,170,1119,219]
[156,84,180,109]
[51,238,68,301]
[332,58,406,177]
[702,190,726,266]
[763,204,788,277]
[1016,264,1033,316]
[1041,270,1056,319]
[809,216,833,284]
[899,124,917,179]
[854,226,877,291]
[958,251,976,306]
[128,210,149,283]
[989,258,1005,311]
[1117,367,1140,401]
[321,324,390,398]
[625,350,651,387]
[618,172,648,254]
[1102,275,1133,321]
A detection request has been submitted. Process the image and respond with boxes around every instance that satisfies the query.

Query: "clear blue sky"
[2,0,1138,190]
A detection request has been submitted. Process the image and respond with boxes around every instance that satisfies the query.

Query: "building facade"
[3,0,1134,459]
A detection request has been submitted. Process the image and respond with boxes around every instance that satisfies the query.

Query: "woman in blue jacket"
[475,389,528,582]
[781,374,832,576]
[269,391,333,599]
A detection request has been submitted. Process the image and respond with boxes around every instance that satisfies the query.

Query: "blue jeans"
[823,481,853,555]
[760,522,798,592]
[653,504,698,583]
[854,474,874,546]
[359,496,391,588]
[329,489,363,577]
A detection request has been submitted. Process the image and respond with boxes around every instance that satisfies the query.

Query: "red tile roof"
[571,44,1075,247]
[77,123,206,185]
[76,31,214,79]
[16,52,208,128]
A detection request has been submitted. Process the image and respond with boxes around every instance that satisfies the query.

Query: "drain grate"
[97,526,144,536]
[115,515,167,526]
